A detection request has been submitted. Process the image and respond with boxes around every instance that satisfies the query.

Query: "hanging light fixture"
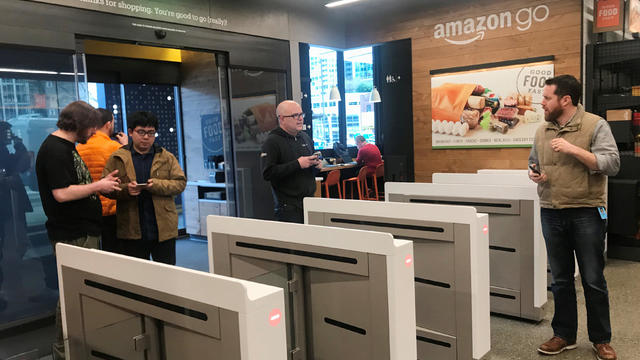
[329,85,341,101]
[369,86,381,103]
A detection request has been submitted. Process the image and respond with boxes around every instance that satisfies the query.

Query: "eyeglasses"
[281,112,305,120]
[134,129,157,137]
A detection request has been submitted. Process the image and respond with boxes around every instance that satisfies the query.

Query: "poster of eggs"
[430,61,554,149]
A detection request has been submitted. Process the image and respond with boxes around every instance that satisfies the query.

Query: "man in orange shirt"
[77,108,127,252]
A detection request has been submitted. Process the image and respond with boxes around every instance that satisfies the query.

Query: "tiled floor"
[1,239,638,359]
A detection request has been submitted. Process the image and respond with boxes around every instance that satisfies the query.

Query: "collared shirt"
[131,146,158,241]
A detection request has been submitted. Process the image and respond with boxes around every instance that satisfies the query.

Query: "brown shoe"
[537,336,577,355]
[593,343,617,360]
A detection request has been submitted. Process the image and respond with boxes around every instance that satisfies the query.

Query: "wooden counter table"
[319,161,358,172]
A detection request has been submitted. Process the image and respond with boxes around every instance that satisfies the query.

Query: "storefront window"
[0,46,80,333]
[308,45,375,149]
[309,46,339,150]
[344,47,375,146]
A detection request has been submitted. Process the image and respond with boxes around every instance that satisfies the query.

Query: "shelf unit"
[586,40,640,261]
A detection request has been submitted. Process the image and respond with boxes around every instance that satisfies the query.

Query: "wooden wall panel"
[347,0,582,182]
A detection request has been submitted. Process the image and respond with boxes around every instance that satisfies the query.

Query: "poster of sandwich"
[430,61,554,149]
[231,93,278,151]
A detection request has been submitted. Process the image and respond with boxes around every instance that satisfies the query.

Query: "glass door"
[0,45,84,353]
[229,67,288,220]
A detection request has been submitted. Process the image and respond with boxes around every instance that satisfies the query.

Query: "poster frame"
[430,56,555,150]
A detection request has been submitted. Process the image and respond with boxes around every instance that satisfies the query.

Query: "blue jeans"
[541,207,611,344]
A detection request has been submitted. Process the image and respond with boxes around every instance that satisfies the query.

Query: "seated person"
[355,135,382,175]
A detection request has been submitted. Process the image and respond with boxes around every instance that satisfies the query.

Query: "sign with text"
[594,0,623,33]
[430,61,554,149]
[30,0,228,30]
[202,113,224,161]
[433,4,550,45]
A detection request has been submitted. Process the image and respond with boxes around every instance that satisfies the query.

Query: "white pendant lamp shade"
[369,86,381,103]
[329,85,341,101]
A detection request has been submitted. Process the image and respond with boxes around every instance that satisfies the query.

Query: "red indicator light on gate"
[269,309,282,326]
[482,225,489,234]
[405,255,413,267]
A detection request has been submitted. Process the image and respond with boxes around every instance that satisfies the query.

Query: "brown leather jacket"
[103,144,186,241]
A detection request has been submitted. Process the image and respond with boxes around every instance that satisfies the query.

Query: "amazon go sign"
[434,5,550,45]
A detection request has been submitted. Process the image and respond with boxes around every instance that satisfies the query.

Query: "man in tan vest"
[529,75,619,360]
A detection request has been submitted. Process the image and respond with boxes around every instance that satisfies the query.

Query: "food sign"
[594,0,624,33]
[430,61,554,149]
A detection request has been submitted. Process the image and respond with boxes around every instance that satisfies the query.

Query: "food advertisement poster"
[630,0,640,33]
[231,94,277,151]
[431,61,554,149]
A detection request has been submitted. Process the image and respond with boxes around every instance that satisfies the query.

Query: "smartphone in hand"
[313,151,323,160]
[134,183,148,189]
[528,164,541,175]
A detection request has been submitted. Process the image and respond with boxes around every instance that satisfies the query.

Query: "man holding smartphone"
[529,75,619,360]
[103,111,186,265]
[77,108,127,253]
[261,100,320,223]
[35,101,121,360]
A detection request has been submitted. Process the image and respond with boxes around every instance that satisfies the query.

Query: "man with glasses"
[103,111,186,265]
[262,100,320,223]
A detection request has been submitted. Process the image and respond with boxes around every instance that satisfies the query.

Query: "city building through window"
[309,45,375,149]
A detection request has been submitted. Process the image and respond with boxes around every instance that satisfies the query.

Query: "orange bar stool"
[372,162,385,201]
[342,167,370,200]
[322,169,343,199]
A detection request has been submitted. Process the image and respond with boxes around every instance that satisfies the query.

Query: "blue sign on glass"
[201,113,223,158]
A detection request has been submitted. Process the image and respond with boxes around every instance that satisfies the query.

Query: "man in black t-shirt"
[35,100,121,360]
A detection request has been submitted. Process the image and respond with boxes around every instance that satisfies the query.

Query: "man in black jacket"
[261,100,320,223]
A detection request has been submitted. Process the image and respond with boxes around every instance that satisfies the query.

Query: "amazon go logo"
[434,5,550,45]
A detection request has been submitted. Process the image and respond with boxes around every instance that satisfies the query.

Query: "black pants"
[118,238,176,265]
[274,198,304,224]
[100,215,120,253]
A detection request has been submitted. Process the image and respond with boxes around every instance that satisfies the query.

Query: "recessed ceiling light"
[325,0,362,8]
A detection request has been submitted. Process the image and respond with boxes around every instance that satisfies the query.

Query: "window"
[306,45,376,149]
[0,46,81,332]
[309,46,339,150]
[344,47,375,146]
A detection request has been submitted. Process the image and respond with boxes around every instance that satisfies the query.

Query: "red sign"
[594,0,623,33]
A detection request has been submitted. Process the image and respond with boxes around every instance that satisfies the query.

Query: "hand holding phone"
[114,132,128,145]
[313,151,323,160]
[528,164,541,175]
[128,181,149,196]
